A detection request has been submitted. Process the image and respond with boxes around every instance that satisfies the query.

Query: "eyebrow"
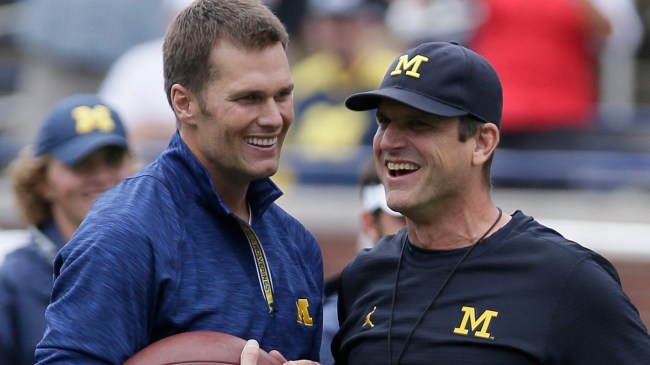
[231,82,294,98]
[376,108,433,121]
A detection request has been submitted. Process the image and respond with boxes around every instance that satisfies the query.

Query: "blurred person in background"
[0,94,134,365]
[468,0,612,150]
[384,0,485,47]
[285,0,397,184]
[5,0,163,148]
[99,0,193,163]
[319,158,405,364]
[589,0,644,126]
[262,0,309,62]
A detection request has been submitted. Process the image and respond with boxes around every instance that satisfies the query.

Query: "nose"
[258,98,286,128]
[376,123,405,152]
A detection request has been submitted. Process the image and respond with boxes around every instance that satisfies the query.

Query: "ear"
[472,123,499,166]
[360,211,380,243]
[170,84,198,128]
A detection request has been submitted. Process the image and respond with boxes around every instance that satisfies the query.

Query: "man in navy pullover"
[35,1,323,364]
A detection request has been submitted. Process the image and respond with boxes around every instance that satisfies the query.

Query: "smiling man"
[331,41,650,364]
[34,1,323,364]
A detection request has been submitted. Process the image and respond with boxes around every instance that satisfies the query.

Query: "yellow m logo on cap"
[390,54,429,78]
[72,105,116,134]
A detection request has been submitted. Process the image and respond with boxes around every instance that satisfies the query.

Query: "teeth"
[387,162,419,171]
[245,137,277,146]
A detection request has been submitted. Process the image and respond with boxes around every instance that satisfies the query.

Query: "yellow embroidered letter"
[453,306,498,339]
[296,298,314,326]
[390,54,429,78]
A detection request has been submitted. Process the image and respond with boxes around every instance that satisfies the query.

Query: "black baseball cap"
[345,41,503,127]
[34,94,129,165]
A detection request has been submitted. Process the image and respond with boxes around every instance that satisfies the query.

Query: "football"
[123,331,283,365]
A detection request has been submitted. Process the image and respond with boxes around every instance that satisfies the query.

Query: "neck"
[406,206,506,250]
[218,187,249,223]
[180,129,251,221]
[205,163,250,222]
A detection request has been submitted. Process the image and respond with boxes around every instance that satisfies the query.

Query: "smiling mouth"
[387,161,419,177]
[245,137,277,147]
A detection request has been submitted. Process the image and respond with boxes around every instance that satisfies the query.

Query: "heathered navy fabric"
[35,132,324,364]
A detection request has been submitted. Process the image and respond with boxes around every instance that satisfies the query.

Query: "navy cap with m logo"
[34,94,129,165]
[345,41,503,127]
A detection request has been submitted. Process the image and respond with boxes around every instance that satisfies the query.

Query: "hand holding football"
[123,331,283,365]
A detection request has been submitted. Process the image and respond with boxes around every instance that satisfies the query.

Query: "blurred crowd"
[0,0,648,187]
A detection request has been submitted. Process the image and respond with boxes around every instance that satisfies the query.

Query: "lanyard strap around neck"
[237,219,275,315]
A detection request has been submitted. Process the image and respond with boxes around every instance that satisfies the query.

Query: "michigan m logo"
[296,298,314,326]
[72,105,116,134]
[453,306,498,339]
[390,54,429,78]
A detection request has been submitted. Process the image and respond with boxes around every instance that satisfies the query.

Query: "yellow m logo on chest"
[72,105,116,134]
[453,306,498,339]
[390,54,429,78]
[296,298,314,326]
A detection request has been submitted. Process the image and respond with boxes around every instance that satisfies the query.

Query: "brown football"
[123,331,283,365]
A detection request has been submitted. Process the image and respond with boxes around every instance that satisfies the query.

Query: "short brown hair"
[163,0,289,110]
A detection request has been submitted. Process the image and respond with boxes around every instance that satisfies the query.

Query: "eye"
[275,89,293,101]
[409,119,429,128]
[69,147,127,172]
[239,94,258,102]
[376,116,389,130]
[103,148,128,167]
[70,160,91,172]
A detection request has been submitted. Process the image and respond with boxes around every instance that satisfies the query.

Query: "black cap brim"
[345,87,469,117]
